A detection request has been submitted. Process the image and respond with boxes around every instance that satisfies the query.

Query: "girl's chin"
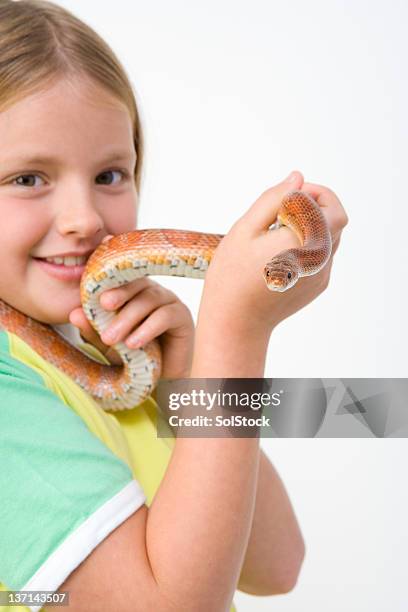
[31,305,78,325]
[30,291,82,325]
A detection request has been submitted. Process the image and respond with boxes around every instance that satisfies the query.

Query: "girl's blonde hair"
[0,0,144,194]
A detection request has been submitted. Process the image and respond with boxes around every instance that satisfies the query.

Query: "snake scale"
[0,190,332,411]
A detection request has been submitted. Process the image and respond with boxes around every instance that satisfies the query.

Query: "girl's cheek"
[3,202,48,247]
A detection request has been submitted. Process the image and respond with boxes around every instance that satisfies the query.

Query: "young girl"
[0,1,348,610]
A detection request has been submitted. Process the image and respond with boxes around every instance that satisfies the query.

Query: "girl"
[0,1,348,611]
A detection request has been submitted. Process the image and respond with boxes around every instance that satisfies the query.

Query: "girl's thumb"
[242,170,304,231]
[69,308,97,345]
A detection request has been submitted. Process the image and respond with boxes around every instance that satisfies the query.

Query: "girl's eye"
[96,169,127,185]
[13,174,44,188]
[10,169,128,188]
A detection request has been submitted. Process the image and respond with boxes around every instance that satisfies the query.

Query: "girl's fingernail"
[285,171,298,182]
[102,328,117,342]
[126,334,143,349]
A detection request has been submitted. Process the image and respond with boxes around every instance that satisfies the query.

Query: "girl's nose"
[55,185,104,238]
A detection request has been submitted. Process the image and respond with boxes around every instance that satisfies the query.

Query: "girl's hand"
[69,270,195,379]
[199,170,348,337]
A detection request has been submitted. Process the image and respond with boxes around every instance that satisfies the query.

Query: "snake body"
[0,190,331,411]
[264,190,332,290]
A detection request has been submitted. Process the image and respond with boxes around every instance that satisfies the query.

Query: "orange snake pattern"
[0,190,331,411]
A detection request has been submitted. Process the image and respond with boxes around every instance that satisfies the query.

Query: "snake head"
[263,255,299,292]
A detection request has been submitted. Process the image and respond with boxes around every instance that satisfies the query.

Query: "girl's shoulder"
[0,326,175,503]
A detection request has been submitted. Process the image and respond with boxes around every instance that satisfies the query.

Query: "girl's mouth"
[33,257,87,281]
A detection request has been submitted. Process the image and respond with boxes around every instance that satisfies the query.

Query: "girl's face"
[0,77,138,324]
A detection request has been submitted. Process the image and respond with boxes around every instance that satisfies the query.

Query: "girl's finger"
[69,307,110,353]
[331,232,342,257]
[125,302,189,349]
[301,181,349,235]
[100,284,176,345]
[238,170,304,234]
[99,276,151,310]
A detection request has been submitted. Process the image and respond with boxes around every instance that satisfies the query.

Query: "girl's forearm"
[147,436,260,610]
[145,323,267,610]
[189,320,305,596]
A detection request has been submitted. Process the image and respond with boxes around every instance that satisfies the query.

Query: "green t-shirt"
[0,326,237,612]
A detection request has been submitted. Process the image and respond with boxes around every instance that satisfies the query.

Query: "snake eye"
[287,272,292,279]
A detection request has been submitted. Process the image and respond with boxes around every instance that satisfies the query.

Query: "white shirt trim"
[22,480,146,611]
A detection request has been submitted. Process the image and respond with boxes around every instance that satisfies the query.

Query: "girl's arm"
[145,172,347,609]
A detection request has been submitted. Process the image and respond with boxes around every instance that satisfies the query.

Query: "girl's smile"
[32,257,89,282]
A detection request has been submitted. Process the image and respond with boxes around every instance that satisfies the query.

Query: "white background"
[59,1,407,610]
